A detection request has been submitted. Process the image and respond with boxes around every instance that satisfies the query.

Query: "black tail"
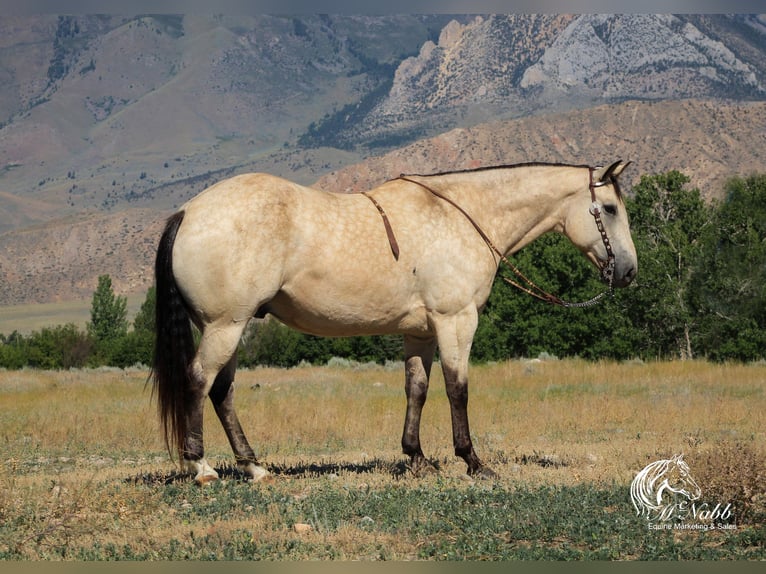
[151,211,196,459]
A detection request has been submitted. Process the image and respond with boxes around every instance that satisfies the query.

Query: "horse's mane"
[398,162,624,200]
[403,161,591,178]
[631,459,670,513]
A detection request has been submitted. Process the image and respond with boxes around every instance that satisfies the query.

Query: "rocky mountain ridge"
[321,14,766,147]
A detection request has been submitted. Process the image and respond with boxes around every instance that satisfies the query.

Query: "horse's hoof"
[240,462,272,483]
[194,472,219,486]
[185,458,219,486]
[469,465,499,480]
[408,458,439,478]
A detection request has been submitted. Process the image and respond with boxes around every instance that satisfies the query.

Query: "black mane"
[397,161,624,200]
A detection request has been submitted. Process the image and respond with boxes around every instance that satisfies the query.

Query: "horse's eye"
[604,204,618,216]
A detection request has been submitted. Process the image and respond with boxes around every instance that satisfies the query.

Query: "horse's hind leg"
[401,335,437,476]
[183,321,248,485]
[209,355,270,482]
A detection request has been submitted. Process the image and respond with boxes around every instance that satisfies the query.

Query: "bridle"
[396,167,617,308]
[587,166,617,291]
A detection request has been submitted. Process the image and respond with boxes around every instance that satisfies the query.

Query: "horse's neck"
[432,167,582,256]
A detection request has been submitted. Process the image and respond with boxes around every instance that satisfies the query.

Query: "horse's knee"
[405,377,429,404]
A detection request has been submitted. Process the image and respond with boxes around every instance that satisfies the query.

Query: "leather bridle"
[588,166,617,289]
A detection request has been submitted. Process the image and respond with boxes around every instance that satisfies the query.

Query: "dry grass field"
[0,359,764,560]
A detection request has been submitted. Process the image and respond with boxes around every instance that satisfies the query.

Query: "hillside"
[0,14,459,232]
[315,99,766,197]
[1,15,764,231]
[2,98,764,309]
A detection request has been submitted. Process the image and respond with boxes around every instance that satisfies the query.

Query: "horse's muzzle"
[612,263,637,288]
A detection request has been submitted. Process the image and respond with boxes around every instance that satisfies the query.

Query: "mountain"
[3,98,765,309]
[0,14,765,310]
[0,14,459,231]
[307,14,766,148]
[315,99,766,199]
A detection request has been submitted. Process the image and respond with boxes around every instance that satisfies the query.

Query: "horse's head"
[631,454,703,517]
[661,454,702,502]
[564,160,637,288]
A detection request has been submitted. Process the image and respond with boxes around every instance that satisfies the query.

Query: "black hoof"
[468,464,499,480]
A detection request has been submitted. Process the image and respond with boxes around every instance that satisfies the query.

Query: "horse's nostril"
[613,265,637,288]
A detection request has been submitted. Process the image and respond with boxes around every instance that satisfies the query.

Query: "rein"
[396,168,615,308]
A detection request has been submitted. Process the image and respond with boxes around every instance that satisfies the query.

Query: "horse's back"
[182,172,312,216]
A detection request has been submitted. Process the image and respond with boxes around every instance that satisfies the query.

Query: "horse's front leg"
[435,309,497,479]
[401,335,437,476]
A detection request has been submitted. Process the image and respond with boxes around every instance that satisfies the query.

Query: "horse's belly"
[263,288,429,337]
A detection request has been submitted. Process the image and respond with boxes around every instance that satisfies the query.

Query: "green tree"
[55,323,93,368]
[27,324,92,369]
[237,316,403,367]
[87,274,128,361]
[691,174,766,361]
[108,286,156,368]
[238,318,304,367]
[0,325,92,370]
[0,331,28,369]
[133,285,155,334]
[621,171,713,359]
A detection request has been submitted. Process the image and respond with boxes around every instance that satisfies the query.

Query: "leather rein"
[389,168,616,308]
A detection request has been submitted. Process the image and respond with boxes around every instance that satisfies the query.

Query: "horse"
[631,454,703,519]
[151,160,637,485]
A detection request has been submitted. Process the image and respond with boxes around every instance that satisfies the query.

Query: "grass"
[0,359,764,560]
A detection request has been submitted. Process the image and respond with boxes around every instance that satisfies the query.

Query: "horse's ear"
[594,160,631,182]
[609,160,631,180]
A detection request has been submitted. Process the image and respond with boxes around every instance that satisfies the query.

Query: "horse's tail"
[151,210,196,459]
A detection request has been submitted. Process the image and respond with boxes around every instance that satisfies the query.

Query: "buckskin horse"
[151,160,637,484]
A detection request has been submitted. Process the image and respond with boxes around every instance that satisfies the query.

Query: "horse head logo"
[631,454,702,519]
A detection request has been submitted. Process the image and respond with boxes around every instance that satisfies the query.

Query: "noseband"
[588,167,617,288]
[397,167,617,308]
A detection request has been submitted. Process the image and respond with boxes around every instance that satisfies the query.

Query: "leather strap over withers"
[362,192,400,261]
